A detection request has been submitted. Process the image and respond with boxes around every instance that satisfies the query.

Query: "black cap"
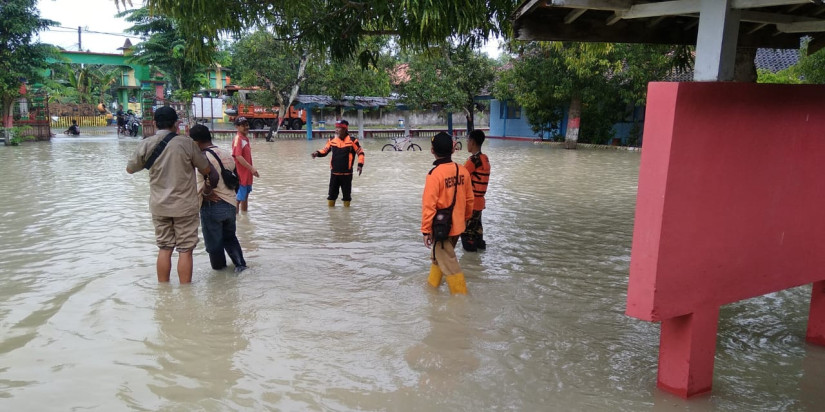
[431,131,453,156]
[234,116,249,126]
[189,124,211,142]
[153,106,178,123]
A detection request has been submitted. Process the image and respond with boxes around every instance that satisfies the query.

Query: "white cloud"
[36,0,140,54]
[481,35,502,59]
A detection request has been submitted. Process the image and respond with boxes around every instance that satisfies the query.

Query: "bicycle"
[382,135,422,151]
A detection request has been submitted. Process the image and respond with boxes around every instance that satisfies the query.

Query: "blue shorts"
[237,185,252,201]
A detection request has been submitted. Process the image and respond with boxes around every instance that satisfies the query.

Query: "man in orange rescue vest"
[421,132,474,294]
[311,119,365,207]
[460,129,490,252]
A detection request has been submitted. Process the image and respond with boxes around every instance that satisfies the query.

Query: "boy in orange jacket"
[421,132,474,294]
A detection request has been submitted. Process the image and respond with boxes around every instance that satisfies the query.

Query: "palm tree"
[91,67,119,106]
[66,65,93,103]
[113,0,133,11]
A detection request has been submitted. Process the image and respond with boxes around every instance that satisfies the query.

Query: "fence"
[206,128,482,141]
[51,116,110,129]
[11,94,51,140]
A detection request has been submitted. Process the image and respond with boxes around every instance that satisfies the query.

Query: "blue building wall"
[489,99,644,145]
[489,100,566,139]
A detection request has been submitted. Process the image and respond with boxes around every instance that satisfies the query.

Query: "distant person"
[231,116,259,213]
[310,119,365,207]
[64,119,80,136]
[116,105,125,135]
[460,129,490,252]
[126,106,219,283]
[421,132,473,294]
[189,124,247,273]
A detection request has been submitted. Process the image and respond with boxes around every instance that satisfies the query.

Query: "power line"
[49,25,139,39]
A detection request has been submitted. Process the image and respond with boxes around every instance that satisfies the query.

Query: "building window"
[500,101,521,119]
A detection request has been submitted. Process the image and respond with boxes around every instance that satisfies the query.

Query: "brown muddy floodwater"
[0,129,823,411]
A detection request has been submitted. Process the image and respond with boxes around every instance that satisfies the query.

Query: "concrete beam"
[777,20,825,32]
[564,9,587,24]
[694,0,740,81]
[550,0,631,10]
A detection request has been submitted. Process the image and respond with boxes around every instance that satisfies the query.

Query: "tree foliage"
[495,42,683,143]
[144,0,516,63]
[0,0,58,135]
[51,64,121,104]
[303,37,394,100]
[231,30,311,134]
[755,40,825,84]
[398,45,495,130]
[120,7,213,101]
[788,40,825,84]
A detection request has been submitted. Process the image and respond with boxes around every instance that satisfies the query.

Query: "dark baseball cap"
[234,116,249,126]
[153,106,178,123]
[431,131,454,156]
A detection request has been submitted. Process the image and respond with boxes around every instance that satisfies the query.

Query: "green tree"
[304,37,394,100]
[43,63,121,105]
[232,30,311,137]
[399,46,496,131]
[495,42,684,146]
[754,40,825,84]
[494,47,566,140]
[143,0,516,63]
[787,41,825,84]
[0,0,58,144]
[120,7,211,103]
[496,42,619,147]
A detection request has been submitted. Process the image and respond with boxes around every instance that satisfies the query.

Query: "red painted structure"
[627,82,825,398]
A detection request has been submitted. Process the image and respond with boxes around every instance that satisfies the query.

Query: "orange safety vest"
[421,159,474,236]
[464,152,490,211]
[315,134,365,175]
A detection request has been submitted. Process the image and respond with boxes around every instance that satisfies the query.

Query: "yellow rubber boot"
[343,201,351,207]
[328,200,336,207]
[445,272,468,295]
[427,264,443,288]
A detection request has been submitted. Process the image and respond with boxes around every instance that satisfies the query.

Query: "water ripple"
[0,136,820,410]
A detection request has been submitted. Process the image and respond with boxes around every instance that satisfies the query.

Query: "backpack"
[204,148,240,192]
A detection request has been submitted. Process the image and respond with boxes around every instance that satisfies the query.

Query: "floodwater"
[0,128,823,411]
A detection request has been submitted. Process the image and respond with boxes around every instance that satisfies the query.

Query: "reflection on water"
[0,132,822,411]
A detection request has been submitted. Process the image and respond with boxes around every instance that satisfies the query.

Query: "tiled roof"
[294,95,399,108]
[755,48,799,73]
[664,48,800,81]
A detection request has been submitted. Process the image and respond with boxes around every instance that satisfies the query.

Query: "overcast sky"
[35,0,501,58]
[36,0,139,54]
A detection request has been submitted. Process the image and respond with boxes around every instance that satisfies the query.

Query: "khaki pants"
[152,214,200,252]
[431,236,461,276]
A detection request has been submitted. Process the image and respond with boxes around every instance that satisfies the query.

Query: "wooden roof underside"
[514,0,825,52]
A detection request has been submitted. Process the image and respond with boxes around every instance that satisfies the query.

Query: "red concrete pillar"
[657,307,719,398]
[806,280,825,346]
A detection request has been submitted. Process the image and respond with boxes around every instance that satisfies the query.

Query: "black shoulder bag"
[142,132,177,170]
[204,148,240,193]
[432,163,460,243]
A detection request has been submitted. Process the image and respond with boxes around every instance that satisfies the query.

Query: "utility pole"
[77,26,82,51]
